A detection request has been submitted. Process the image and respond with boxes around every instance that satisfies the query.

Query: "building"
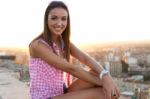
[110,61,122,76]
[147,54,150,66]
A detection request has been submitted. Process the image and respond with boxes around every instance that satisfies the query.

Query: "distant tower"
[110,61,122,77]
[109,56,122,77]
[107,52,113,61]
[126,57,138,66]
[122,50,131,61]
[147,54,150,66]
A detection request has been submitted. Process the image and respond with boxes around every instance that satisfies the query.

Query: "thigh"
[68,69,100,92]
[52,87,105,99]
[68,78,95,92]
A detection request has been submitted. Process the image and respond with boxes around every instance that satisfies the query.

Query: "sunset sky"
[0,0,150,48]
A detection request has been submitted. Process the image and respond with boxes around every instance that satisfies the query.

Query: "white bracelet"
[99,69,109,80]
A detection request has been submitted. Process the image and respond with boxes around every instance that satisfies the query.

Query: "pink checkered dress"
[29,39,71,99]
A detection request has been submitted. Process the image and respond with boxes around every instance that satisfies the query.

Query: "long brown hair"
[31,1,71,61]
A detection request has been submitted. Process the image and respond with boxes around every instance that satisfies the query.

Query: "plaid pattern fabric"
[29,58,64,99]
[29,39,68,99]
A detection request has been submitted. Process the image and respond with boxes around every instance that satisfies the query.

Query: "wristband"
[99,69,109,80]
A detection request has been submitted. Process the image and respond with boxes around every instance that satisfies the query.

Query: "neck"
[51,36,60,43]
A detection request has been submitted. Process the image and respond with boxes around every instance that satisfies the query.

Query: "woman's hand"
[102,75,120,99]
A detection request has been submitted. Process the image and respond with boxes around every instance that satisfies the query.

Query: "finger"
[111,90,120,99]
[113,91,118,98]
[113,94,118,99]
[111,92,116,99]
[113,96,118,99]
[111,90,117,99]
[108,94,112,99]
[112,86,120,98]
[105,91,111,99]
[106,90,112,99]
[114,92,120,99]
[115,87,121,97]
[102,89,107,99]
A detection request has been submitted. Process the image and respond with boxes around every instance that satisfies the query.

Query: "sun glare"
[0,0,150,48]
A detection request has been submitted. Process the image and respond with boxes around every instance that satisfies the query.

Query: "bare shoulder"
[70,42,77,49]
[70,42,81,53]
[29,40,39,50]
[29,40,41,52]
[29,40,53,58]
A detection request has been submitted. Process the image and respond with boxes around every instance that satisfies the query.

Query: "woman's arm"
[70,43,121,98]
[29,40,102,86]
[70,43,103,74]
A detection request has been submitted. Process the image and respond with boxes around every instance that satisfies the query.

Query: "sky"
[0,0,150,48]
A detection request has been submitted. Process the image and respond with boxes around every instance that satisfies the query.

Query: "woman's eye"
[51,17,57,20]
[62,17,67,21]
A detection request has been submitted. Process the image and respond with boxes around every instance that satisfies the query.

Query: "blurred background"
[0,0,150,99]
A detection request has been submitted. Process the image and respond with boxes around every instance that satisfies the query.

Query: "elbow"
[65,65,78,75]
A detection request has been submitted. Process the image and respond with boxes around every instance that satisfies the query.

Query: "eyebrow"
[49,15,67,18]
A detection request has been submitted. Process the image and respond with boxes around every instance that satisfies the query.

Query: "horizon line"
[0,39,150,49]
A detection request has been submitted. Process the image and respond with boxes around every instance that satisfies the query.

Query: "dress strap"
[38,39,63,56]
[38,39,51,48]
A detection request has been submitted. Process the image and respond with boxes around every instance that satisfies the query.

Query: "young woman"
[29,1,120,99]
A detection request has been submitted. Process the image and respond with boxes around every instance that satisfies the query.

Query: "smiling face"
[48,7,68,37]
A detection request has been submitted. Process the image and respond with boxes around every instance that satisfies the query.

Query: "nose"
[56,19,62,26]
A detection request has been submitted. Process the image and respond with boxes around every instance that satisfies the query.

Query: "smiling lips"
[55,27,63,31]
[53,25,65,33]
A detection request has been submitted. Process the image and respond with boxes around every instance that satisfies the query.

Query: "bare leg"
[68,78,96,92]
[68,69,101,92]
[52,87,106,99]
[51,69,106,99]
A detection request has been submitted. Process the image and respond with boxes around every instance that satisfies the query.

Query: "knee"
[89,87,106,99]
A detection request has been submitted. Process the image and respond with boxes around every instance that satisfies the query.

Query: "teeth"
[55,27,62,31]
